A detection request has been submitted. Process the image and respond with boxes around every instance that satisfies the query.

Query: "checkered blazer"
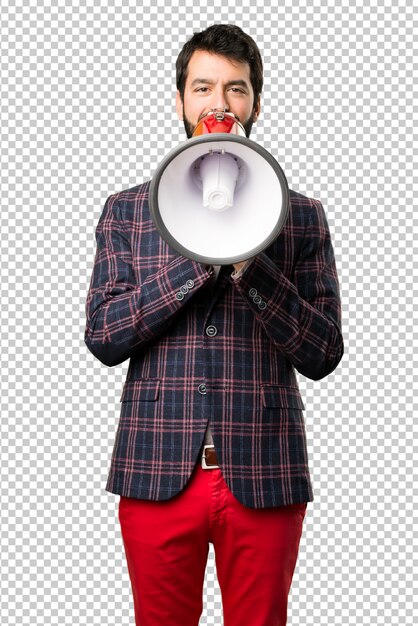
[84,181,343,508]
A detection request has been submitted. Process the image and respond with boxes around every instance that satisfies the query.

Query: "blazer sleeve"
[231,198,344,381]
[84,194,212,367]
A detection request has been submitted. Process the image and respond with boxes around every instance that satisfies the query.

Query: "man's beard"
[182,110,255,139]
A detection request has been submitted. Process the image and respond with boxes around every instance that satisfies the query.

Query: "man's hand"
[233,261,248,272]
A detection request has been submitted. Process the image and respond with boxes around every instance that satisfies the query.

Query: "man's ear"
[176,91,184,121]
[253,95,261,122]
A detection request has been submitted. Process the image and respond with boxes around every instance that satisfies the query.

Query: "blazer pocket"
[261,385,305,410]
[119,378,161,403]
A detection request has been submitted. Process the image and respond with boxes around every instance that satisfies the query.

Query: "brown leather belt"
[201,444,219,469]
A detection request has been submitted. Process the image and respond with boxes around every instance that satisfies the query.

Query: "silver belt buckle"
[201,444,219,469]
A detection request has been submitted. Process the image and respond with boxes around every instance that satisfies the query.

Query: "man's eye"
[229,88,245,93]
[196,87,209,93]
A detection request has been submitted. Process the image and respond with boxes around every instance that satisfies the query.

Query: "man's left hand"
[233,261,248,272]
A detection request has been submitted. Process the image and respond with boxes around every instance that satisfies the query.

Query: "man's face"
[176,50,261,138]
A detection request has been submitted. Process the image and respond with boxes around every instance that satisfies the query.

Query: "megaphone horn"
[149,113,289,266]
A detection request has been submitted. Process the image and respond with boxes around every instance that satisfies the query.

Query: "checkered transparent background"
[1,0,417,624]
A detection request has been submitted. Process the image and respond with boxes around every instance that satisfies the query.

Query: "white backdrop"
[2,0,417,624]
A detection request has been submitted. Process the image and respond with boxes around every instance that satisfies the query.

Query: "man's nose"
[211,88,229,111]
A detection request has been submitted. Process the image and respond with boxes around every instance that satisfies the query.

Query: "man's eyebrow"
[190,78,249,89]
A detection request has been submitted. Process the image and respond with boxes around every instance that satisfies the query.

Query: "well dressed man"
[84,24,343,626]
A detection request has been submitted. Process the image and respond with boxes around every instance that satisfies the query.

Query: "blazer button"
[206,325,217,337]
[253,295,262,304]
[175,292,184,300]
[186,279,194,289]
[258,300,267,310]
[198,384,207,395]
[180,285,189,294]
[249,288,257,297]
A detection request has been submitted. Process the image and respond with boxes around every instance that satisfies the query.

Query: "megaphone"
[149,110,289,265]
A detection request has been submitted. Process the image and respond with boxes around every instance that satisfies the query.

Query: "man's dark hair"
[176,24,263,112]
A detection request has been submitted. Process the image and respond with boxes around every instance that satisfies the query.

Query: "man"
[84,24,343,626]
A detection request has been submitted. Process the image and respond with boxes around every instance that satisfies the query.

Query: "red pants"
[118,462,307,626]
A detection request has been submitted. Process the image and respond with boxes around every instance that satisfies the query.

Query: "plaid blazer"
[84,181,343,508]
